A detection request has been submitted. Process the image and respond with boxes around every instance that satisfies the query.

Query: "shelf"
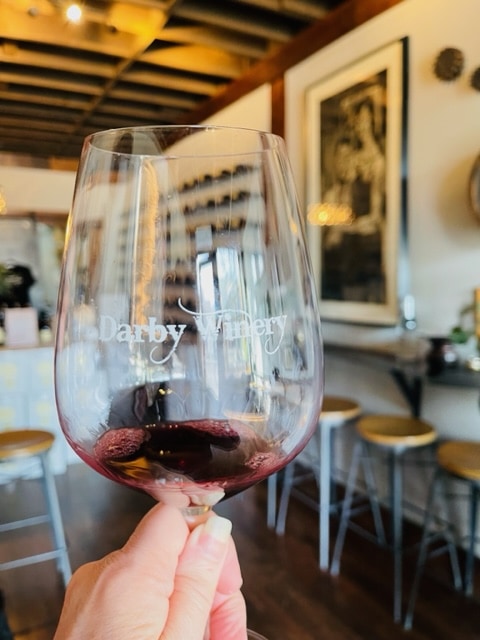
[325,341,480,418]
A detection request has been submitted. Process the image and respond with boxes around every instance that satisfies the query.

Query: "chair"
[330,414,437,624]
[275,396,361,570]
[0,429,71,587]
[404,440,480,630]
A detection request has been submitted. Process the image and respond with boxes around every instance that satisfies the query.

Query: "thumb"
[161,514,236,640]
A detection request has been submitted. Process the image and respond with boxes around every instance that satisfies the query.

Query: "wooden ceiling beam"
[160,25,267,59]
[141,45,249,78]
[0,0,402,162]
[0,47,116,79]
[239,0,329,20]
[123,69,224,96]
[96,100,186,120]
[0,71,104,96]
[183,0,404,124]
[172,1,297,43]
[110,87,199,110]
[85,112,180,128]
[0,140,80,156]
[96,103,185,122]
[0,128,83,146]
[0,128,60,140]
[0,116,74,133]
[0,91,91,110]
[0,103,82,121]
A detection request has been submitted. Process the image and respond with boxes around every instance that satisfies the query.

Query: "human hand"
[54,503,247,640]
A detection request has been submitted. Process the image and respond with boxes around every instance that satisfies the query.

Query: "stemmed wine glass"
[54,125,323,638]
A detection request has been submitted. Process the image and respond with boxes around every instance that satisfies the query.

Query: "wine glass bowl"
[54,125,323,518]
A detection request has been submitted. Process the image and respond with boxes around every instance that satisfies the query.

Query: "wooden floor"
[0,463,479,639]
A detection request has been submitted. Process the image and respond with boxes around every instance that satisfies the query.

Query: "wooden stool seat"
[275,395,361,570]
[436,441,480,481]
[0,428,71,587]
[0,430,55,460]
[357,415,437,449]
[321,397,362,423]
[331,414,438,624]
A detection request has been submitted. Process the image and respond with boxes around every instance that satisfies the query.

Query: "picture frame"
[305,39,407,325]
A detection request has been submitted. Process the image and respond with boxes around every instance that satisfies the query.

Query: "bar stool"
[0,429,71,587]
[275,396,361,570]
[330,414,437,623]
[404,440,480,630]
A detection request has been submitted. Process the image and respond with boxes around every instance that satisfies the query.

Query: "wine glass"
[54,125,323,637]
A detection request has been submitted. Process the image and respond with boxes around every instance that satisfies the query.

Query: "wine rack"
[104,163,265,328]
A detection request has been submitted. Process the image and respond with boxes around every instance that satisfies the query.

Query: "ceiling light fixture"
[307,202,354,226]
[65,3,82,23]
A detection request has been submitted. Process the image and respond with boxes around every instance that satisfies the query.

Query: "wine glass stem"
[181,505,211,529]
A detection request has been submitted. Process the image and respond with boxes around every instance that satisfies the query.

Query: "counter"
[0,345,78,475]
[325,341,480,417]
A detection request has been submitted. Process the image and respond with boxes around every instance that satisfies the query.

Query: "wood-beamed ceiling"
[0,0,402,163]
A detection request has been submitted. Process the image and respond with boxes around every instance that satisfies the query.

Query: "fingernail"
[203,515,232,544]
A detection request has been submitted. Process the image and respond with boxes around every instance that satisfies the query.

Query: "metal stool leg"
[331,440,409,622]
[404,467,440,630]
[465,483,479,596]
[389,451,403,624]
[360,443,386,545]
[404,469,462,630]
[40,452,72,586]
[438,473,463,594]
[275,416,345,570]
[319,420,334,571]
[275,461,296,535]
[267,473,277,529]
[330,439,362,576]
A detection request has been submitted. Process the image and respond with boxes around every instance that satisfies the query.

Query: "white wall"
[202,83,272,131]
[282,0,480,441]
[0,166,76,215]
[286,0,480,342]
[283,0,480,549]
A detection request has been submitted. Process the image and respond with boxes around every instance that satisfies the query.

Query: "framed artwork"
[305,39,408,325]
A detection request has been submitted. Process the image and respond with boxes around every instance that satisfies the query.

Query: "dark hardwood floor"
[0,464,479,639]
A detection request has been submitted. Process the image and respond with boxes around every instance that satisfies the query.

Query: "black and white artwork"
[306,39,407,325]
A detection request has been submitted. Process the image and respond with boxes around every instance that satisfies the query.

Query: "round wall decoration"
[433,47,465,81]
[470,67,480,91]
[468,153,480,221]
